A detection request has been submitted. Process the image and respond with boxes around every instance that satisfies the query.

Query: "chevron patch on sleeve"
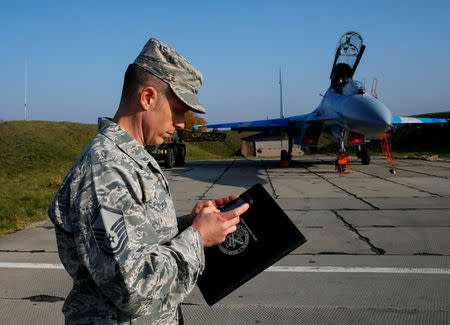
[91,206,128,255]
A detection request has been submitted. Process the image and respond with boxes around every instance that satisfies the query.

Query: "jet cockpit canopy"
[342,80,365,96]
[330,32,366,93]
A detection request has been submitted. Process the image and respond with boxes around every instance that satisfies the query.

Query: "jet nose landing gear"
[335,154,353,174]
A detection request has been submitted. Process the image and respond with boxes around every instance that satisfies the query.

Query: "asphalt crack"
[355,169,442,196]
[332,210,386,255]
[24,295,64,303]
[300,163,380,210]
[260,160,278,198]
[393,166,450,180]
[1,295,65,303]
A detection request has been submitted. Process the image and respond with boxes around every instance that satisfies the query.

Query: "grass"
[0,121,97,236]
[185,131,256,160]
[0,117,448,237]
[412,111,450,119]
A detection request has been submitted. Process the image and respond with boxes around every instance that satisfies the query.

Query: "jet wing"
[392,117,448,124]
[193,111,337,131]
[194,113,333,146]
[194,117,290,131]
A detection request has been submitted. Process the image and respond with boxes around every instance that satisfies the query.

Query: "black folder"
[197,183,306,306]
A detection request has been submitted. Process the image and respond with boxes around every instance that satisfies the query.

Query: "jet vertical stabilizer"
[279,68,284,119]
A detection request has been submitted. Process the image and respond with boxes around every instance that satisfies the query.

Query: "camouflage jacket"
[48,118,205,324]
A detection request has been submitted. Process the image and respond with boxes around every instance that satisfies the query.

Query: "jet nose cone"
[342,95,392,136]
[372,101,392,129]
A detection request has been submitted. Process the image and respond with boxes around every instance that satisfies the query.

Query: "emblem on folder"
[219,224,250,255]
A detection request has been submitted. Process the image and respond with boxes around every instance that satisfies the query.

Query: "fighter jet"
[195,32,448,172]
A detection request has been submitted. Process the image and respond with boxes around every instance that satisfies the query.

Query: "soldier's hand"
[188,195,239,224]
[191,202,249,248]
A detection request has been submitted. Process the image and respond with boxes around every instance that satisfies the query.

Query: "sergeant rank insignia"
[91,206,128,255]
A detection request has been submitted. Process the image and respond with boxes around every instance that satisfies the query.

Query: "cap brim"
[170,84,206,114]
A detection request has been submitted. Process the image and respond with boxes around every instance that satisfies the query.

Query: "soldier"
[48,38,249,324]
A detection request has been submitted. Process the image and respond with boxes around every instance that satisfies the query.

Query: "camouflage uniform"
[49,117,205,324]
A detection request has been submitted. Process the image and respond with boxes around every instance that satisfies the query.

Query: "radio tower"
[24,60,27,121]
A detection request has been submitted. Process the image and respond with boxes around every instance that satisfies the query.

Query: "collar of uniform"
[98,117,170,192]
[97,117,155,169]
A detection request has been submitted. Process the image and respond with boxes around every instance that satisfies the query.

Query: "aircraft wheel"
[280,150,289,161]
[359,147,371,165]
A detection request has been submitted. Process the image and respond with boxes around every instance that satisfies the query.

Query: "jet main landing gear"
[356,145,371,165]
[280,149,290,167]
[280,135,294,167]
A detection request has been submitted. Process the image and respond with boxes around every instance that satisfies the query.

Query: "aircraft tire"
[359,147,371,165]
[280,149,289,161]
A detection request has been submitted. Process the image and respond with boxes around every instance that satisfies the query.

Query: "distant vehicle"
[145,130,186,168]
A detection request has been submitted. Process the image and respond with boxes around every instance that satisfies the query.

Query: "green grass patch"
[186,131,256,160]
[412,111,450,119]
[0,121,97,236]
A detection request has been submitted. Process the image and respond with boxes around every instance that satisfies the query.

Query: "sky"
[1,0,449,125]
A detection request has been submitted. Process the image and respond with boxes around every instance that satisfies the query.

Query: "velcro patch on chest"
[91,206,129,255]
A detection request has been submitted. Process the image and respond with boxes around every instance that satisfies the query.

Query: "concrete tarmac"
[1,157,449,324]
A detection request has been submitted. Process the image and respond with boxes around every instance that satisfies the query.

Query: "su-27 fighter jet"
[195,32,448,173]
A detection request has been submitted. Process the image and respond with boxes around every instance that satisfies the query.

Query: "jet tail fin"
[279,68,284,118]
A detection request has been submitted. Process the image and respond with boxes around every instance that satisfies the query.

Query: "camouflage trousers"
[129,306,184,325]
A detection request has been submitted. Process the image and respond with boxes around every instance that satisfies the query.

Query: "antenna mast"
[24,60,27,121]
[279,68,284,118]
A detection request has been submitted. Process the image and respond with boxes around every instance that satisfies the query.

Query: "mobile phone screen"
[219,193,253,213]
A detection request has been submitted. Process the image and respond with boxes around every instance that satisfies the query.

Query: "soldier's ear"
[140,87,157,111]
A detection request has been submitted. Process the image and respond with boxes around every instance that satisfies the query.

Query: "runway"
[1,157,449,324]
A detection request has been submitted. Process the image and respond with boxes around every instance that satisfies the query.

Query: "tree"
[184,111,206,131]
[181,112,207,142]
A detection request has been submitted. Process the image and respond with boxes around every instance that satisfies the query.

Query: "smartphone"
[219,192,253,213]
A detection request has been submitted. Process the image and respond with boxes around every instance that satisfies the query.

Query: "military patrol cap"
[134,38,206,114]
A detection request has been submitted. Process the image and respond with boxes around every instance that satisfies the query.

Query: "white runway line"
[0,262,64,269]
[1,263,450,274]
[267,266,450,275]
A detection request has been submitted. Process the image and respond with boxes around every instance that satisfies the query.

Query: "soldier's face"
[144,91,188,146]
